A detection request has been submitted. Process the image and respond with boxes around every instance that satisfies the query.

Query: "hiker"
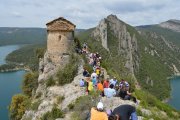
[104,84,116,98]
[109,77,118,87]
[100,69,105,79]
[89,57,94,66]
[108,104,138,120]
[92,76,97,87]
[114,83,120,97]
[88,79,94,93]
[83,43,87,49]
[96,67,101,77]
[119,84,127,99]
[96,52,101,59]
[97,60,101,67]
[97,80,104,96]
[93,65,97,72]
[93,59,97,66]
[80,79,85,87]
[103,78,110,88]
[124,85,132,100]
[91,71,98,79]
[83,68,89,77]
[90,102,108,120]
[119,85,137,103]
[119,79,125,89]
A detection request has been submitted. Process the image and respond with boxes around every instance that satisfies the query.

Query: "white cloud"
[0,0,180,28]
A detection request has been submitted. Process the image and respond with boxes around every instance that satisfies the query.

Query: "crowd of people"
[78,43,138,120]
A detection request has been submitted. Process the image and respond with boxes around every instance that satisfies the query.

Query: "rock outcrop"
[92,15,139,77]
[159,19,180,32]
[22,60,85,120]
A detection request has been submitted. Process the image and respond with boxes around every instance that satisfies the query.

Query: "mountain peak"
[167,19,180,24]
[107,14,118,19]
[159,19,180,32]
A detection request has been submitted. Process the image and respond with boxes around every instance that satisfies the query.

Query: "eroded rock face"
[38,51,71,83]
[93,19,109,51]
[22,60,85,120]
[92,14,139,76]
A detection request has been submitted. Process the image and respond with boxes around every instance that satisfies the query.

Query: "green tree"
[22,72,38,97]
[9,94,30,120]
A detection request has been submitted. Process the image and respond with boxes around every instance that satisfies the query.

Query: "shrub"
[41,107,64,120]
[68,103,75,110]
[70,91,100,120]
[9,94,30,120]
[35,47,46,58]
[22,72,38,97]
[56,96,65,104]
[57,54,79,85]
[35,92,42,99]
[46,77,56,87]
[30,100,41,111]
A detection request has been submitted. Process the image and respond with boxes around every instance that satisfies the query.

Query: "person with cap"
[108,104,138,120]
[90,102,108,120]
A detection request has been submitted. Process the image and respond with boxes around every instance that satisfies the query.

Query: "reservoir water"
[168,77,180,110]
[0,45,26,120]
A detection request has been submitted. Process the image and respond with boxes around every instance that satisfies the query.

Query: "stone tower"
[46,17,76,64]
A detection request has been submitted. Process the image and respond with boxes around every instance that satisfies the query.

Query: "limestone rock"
[92,14,139,76]
[22,60,85,120]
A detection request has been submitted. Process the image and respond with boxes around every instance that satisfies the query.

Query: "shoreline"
[0,66,31,73]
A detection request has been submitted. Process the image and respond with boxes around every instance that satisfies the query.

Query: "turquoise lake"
[0,45,26,120]
[168,77,180,110]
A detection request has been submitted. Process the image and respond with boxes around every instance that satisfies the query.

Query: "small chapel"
[46,17,76,64]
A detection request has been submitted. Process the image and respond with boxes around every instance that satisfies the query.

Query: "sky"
[0,0,180,29]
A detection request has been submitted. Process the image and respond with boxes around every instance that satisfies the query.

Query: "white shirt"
[91,72,97,79]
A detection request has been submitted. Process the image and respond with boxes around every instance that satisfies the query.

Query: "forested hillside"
[0,27,46,46]
[137,25,180,47]
[6,44,46,71]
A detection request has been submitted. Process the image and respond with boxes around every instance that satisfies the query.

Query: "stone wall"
[47,31,74,64]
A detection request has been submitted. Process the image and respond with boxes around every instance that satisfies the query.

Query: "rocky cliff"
[92,15,139,78]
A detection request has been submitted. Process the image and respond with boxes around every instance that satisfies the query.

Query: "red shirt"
[103,80,109,88]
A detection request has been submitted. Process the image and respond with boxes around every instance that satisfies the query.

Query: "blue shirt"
[80,79,85,87]
[104,88,116,98]
[92,78,97,86]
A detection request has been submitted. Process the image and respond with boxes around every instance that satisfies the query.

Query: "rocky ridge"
[159,19,180,32]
